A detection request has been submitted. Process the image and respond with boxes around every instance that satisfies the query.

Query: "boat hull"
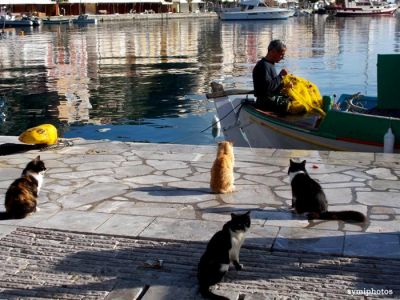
[43,19,71,25]
[220,10,294,20]
[334,5,397,16]
[214,95,400,153]
[0,20,33,27]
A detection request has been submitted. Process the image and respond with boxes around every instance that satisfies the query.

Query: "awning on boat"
[191,0,204,3]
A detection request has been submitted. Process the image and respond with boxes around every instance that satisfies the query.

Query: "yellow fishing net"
[281,74,325,117]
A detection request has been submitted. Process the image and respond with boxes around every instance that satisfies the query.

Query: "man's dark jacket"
[252,57,283,100]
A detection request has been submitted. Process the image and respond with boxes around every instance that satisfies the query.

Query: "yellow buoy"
[18,124,58,145]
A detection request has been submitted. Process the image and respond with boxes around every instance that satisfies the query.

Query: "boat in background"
[72,14,97,24]
[208,54,400,153]
[1,15,33,27]
[219,0,295,20]
[333,0,398,16]
[42,18,71,25]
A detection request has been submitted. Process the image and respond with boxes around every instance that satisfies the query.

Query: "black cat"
[198,211,251,299]
[288,159,366,223]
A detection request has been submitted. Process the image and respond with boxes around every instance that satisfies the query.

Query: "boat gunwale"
[241,100,400,147]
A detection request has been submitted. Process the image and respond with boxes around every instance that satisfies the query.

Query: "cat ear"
[301,160,306,165]
[231,212,237,219]
[245,210,251,216]
[34,155,40,161]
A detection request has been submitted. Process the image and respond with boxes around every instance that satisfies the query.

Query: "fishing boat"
[72,14,97,24]
[42,18,71,25]
[333,0,398,16]
[207,54,400,153]
[0,15,33,27]
[219,0,295,20]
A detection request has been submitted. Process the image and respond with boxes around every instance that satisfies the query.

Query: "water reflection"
[0,16,399,144]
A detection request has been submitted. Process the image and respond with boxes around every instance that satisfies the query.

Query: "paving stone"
[139,218,221,241]
[356,192,400,208]
[124,175,180,184]
[58,182,130,209]
[141,285,199,300]
[36,211,112,232]
[366,167,397,180]
[274,227,345,255]
[0,225,16,238]
[368,179,400,190]
[256,210,309,228]
[344,232,400,259]
[93,201,197,219]
[328,151,375,161]
[95,214,155,236]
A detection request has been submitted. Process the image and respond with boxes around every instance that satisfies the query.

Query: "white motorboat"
[334,0,398,16]
[219,0,295,20]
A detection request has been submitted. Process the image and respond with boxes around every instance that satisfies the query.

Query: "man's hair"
[268,40,286,52]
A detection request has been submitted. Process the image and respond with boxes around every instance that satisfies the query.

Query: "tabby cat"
[288,159,366,223]
[198,211,251,299]
[210,141,235,194]
[5,156,46,219]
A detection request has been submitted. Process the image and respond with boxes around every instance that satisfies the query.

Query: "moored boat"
[42,18,71,25]
[72,14,97,24]
[219,0,295,20]
[333,0,398,16]
[208,54,400,153]
[0,15,33,27]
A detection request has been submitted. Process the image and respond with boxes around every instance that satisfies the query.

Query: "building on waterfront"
[0,0,204,16]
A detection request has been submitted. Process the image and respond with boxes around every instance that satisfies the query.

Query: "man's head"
[266,39,286,63]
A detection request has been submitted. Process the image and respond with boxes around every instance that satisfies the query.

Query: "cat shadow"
[0,143,44,155]
[0,212,10,220]
[200,207,368,230]
[133,185,210,196]
[2,232,398,298]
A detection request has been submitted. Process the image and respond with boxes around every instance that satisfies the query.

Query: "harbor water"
[0,15,399,144]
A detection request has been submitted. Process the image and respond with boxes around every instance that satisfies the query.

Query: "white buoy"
[384,127,395,153]
[212,115,221,138]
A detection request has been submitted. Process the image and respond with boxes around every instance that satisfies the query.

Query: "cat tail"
[319,211,366,223]
[199,286,230,300]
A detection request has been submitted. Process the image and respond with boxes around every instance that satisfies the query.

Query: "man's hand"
[279,68,289,76]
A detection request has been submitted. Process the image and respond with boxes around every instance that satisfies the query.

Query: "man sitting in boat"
[252,39,291,115]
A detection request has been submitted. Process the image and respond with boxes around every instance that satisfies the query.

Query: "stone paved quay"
[0,136,399,299]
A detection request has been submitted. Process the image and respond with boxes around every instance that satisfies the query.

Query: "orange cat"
[210,141,235,194]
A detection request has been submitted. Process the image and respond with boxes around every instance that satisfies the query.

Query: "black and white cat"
[198,211,251,299]
[288,159,366,223]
